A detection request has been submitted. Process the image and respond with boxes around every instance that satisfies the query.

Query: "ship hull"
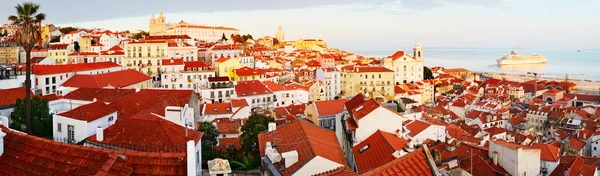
[497,54,548,65]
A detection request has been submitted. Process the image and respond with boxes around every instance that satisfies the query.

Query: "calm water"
[349,48,600,78]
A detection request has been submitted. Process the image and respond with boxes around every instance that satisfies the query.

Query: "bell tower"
[413,41,422,60]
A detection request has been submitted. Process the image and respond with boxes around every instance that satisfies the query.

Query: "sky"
[1,0,598,50]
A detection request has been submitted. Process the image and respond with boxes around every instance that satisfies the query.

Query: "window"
[45,77,49,85]
[108,116,114,122]
[57,123,62,132]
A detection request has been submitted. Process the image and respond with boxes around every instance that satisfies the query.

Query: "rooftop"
[61,69,151,88]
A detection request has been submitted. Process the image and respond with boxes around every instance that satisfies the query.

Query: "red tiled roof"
[0,126,133,175]
[0,87,32,107]
[353,130,408,173]
[405,120,432,137]
[161,58,184,66]
[231,99,249,107]
[258,119,347,175]
[531,143,560,162]
[361,148,433,176]
[215,57,230,63]
[212,118,239,134]
[62,69,150,88]
[57,101,115,121]
[351,99,381,121]
[314,166,358,176]
[233,67,266,76]
[0,125,190,176]
[235,80,272,97]
[355,67,393,73]
[389,51,405,60]
[451,100,466,108]
[108,45,123,51]
[314,99,348,117]
[184,61,212,71]
[571,138,586,150]
[345,94,366,115]
[49,43,69,50]
[203,103,233,114]
[32,62,121,75]
[108,89,193,118]
[394,86,407,94]
[63,88,136,103]
[261,81,285,92]
[86,113,203,152]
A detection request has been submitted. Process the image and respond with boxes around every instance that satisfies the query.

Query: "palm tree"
[8,2,46,134]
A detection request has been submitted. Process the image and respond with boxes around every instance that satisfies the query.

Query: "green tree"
[10,96,53,138]
[424,66,434,80]
[197,121,219,160]
[8,2,46,134]
[73,41,80,52]
[240,113,274,158]
[133,33,144,40]
[91,40,97,45]
[58,26,78,34]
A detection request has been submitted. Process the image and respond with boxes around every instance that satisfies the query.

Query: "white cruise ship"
[497,51,548,65]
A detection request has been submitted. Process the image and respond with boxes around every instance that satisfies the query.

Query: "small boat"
[578,49,582,52]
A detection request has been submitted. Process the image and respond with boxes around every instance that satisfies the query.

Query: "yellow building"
[78,36,93,52]
[293,39,327,50]
[257,36,273,48]
[124,41,167,77]
[229,67,266,81]
[341,66,395,100]
[41,24,59,47]
[214,57,241,77]
[48,43,74,64]
[0,39,22,64]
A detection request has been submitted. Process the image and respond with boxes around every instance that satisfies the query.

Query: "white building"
[167,41,197,61]
[239,56,254,68]
[316,67,341,100]
[53,101,117,143]
[383,42,424,84]
[531,143,560,175]
[209,45,243,65]
[32,62,123,95]
[98,33,123,49]
[403,120,446,147]
[344,96,405,144]
[149,12,239,43]
[200,77,236,104]
[60,30,87,44]
[234,80,275,108]
[160,60,216,90]
[488,140,541,176]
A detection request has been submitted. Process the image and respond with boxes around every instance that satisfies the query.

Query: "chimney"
[281,150,299,168]
[0,130,5,157]
[268,122,276,132]
[96,126,104,141]
[92,98,97,102]
[186,140,197,176]
[493,151,498,165]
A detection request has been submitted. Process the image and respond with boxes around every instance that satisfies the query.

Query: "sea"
[348,48,600,79]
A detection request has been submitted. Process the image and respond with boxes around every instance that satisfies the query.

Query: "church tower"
[413,41,423,60]
[275,25,285,42]
[149,11,167,36]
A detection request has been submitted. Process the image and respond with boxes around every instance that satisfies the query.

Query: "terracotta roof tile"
[62,69,150,88]
[214,137,241,151]
[184,61,212,71]
[57,101,115,121]
[0,87,33,107]
[314,166,357,176]
[406,120,432,137]
[235,80,272,97]
[86,113,203,152]
[531,143,560,162]
[161,58,184,66]
[361,148,433,176]
[353,130,408,173]
[203,103,233,114]
[258,119,347,175]
[314,99,348,117]
[63,88,136,103]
